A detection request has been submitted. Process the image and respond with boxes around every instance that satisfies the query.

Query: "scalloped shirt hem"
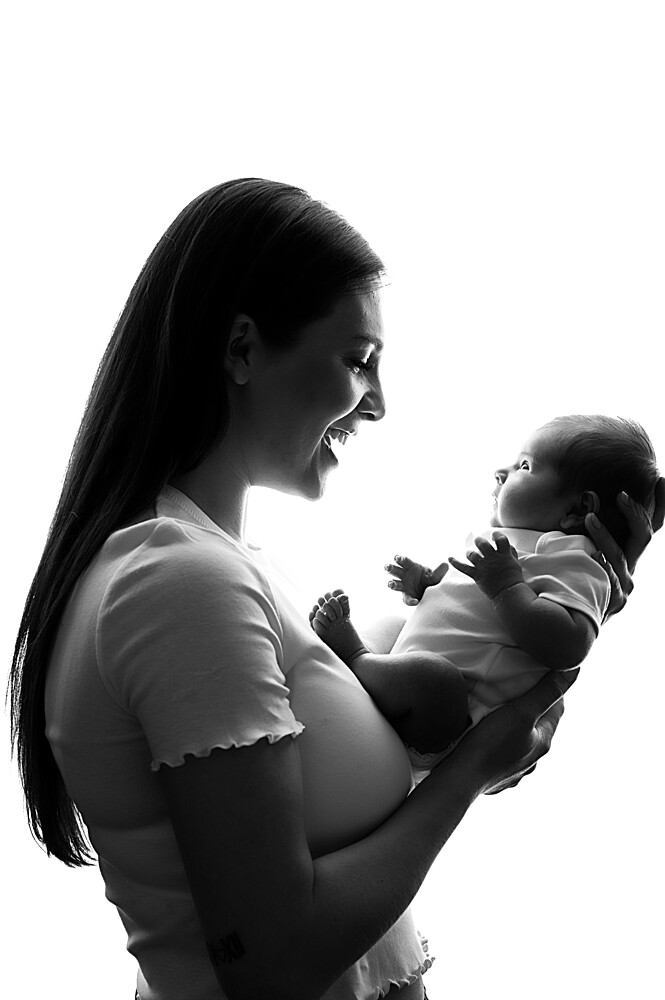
[150,725,305,771]
[374,951,435,999]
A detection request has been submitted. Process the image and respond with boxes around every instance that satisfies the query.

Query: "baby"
[310,415,660,780]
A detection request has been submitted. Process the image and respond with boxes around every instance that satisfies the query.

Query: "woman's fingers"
[584,511,633,590]
[515,666,579,723]
[652,476,665,532]
[484,763,537,795]
[452,668,579,796]
[615,490,658,574]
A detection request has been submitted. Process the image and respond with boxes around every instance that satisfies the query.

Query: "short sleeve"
[528,532,611,632]
[96,520,304,769]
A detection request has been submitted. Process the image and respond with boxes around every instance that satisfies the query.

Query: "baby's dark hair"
[540,414,660,551]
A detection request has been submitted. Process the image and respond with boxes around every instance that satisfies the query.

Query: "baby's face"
[491,426,575,532]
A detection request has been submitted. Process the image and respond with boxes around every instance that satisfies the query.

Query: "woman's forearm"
[293,758,480,998]
[174,672,572,1000]
[200,751,479,1000]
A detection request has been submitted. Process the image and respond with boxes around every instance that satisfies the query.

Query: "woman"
[10,179,660,1000]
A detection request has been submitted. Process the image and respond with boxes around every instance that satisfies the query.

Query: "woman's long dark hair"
[9,178,385,866]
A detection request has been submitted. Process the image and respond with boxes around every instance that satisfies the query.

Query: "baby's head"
[491,415,660,551]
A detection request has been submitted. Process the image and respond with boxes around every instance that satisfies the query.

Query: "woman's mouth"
[322,427,350,462]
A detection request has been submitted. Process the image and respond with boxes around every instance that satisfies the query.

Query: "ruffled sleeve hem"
[150,724,305,771]
[367,928,434,1000]
[373,955,435,999]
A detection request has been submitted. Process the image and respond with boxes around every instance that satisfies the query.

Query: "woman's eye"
[345,356,375,374]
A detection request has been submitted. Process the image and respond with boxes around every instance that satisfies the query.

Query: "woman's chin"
[277,463,333,502]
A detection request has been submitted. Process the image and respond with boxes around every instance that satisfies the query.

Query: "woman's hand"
[444,668,579,796]
[585,478,665,620]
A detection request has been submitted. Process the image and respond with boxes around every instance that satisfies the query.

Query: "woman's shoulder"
[96,514,276,624]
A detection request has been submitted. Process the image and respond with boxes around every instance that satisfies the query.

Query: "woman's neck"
[169,451,250,544]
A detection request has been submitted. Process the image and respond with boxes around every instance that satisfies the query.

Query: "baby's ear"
[559,490,600,531]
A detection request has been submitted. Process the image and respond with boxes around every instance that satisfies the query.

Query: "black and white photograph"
[3,3,664,998]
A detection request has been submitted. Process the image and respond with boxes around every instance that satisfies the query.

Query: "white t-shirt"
[394,527,610,726]
[45,486,432,1000]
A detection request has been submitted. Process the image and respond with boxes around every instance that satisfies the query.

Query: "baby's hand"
[385,554,449,606]
[449,533,524,600]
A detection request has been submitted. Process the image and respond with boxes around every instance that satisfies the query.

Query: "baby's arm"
[449,534,597,671]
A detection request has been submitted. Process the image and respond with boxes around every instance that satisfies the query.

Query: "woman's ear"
[560,490,601,531]
[223,314,258,385]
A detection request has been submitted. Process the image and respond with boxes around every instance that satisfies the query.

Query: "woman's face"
[237,290,386,500]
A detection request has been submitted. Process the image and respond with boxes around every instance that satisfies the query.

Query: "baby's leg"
[309,590,368,664]
[310,591,469,754]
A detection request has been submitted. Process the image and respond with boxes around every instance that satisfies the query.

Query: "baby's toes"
[313,605,334,630]
[311,614,328,636]
[327,595,352,622]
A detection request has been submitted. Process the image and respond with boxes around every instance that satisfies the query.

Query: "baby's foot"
[309,589,367,665]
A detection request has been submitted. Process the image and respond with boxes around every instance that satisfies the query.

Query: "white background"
[2,3,663,998]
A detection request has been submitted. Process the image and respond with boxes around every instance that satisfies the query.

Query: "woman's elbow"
[216,940,336,1000]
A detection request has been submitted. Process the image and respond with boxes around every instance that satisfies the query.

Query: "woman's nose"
[359,374,386,422]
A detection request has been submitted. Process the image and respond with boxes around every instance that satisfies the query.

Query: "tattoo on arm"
[206,931,246,966]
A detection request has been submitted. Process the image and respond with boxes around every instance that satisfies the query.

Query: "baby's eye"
[520,460,530,470]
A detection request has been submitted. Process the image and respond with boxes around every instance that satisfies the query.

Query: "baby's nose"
[494,468,507,485]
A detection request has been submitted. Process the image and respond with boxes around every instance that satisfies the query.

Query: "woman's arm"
[159,669,575,1000]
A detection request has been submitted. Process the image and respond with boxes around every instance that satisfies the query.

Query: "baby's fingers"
[386,578,418,605]
[492,532,515,555]
[448,556,477,579]
[384,554,414,578]
[427,561,450,585]
[473,537,496,557]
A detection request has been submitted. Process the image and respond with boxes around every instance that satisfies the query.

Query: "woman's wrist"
[421,743,487,805]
